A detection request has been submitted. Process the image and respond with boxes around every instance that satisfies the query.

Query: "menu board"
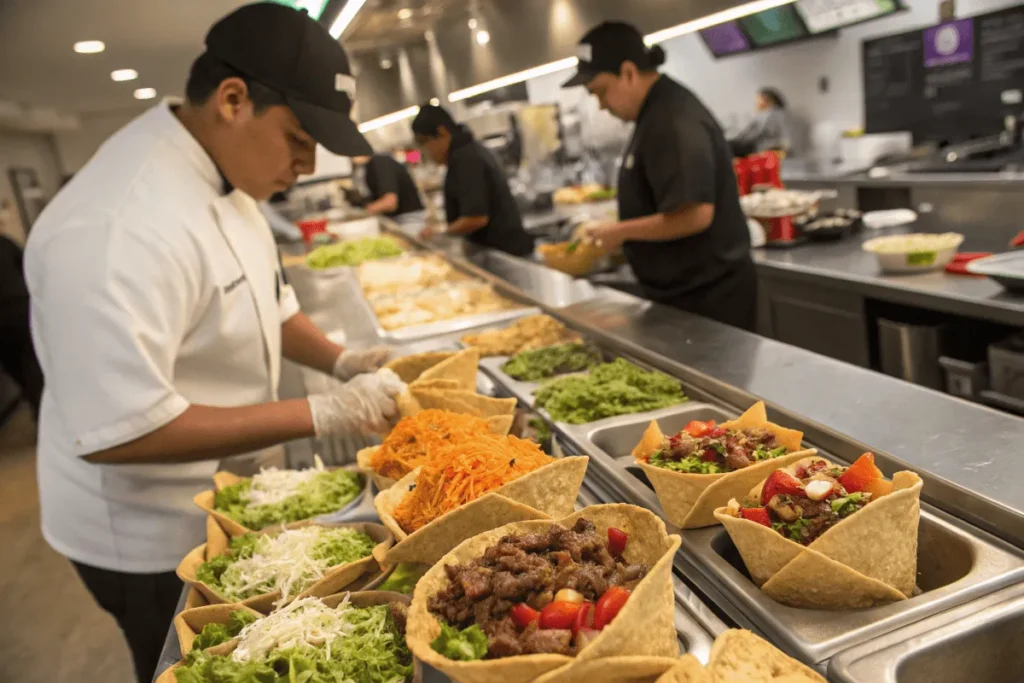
[740,5,809,46]
[863,5,1024,141]
[797,0,899,34]
[699,22,752,57]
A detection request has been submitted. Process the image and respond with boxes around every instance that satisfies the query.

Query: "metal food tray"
[551,404,1024,666]
[966,251,1024,292]
[829,582,1024,683]
[477,355,543,407]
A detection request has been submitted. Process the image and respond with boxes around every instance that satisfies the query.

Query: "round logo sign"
[934,25,961,56]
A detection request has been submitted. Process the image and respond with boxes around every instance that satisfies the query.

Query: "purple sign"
[923,18,974,67]
[701,22,751,56]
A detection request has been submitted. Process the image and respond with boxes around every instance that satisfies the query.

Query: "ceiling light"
[111,69,138,82]
[329,0,367,38]
[358,105,420,133]
[449,57,577,102]
[644,0,798,45]
[475,30,490,45]
[133,88,157,100]
[468,17,478,29]
[429,97,440,106]
[397,8,413,20]
[74,40,105,54]
[380,57,393,69]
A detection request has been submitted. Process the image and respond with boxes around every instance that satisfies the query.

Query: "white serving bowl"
[862,232,964,274]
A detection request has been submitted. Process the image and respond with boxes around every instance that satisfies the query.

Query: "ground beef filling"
[764,460,871,545]
[661,426,780,471]
[428,518,649,658]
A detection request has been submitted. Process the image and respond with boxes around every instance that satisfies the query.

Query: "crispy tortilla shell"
[713,456,922,609]
[632,402,816,528]
[374,456,589,566]
[536,657,681,683]
[400,387,517,419]
[176,516,393,614]
[386,351,457,384]
[172,602,262,657]
[406,504,682,683]
[706,630,825,682]
[655,655,711,683]
[155,591,422,683]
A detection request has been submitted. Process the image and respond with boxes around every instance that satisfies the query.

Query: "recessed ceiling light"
[429,97,440,106]
[111,69,138,82]
[133,87,157,100]
[380,57,393,69]
[397,8,413,20]
[468,17,477,29]
[475,30,490,45]
[74,40,105,54]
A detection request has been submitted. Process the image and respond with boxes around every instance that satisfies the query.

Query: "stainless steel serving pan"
[545,403,1024,666]
[477,355,543,407]
[829,582,1024,683]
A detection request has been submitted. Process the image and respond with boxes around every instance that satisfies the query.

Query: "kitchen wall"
[53,108,142,175]
[526,0,1022,155]
[0,131,63,243]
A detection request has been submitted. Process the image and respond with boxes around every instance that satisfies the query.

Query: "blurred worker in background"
[351,153,424,217]
[730,87,792,157]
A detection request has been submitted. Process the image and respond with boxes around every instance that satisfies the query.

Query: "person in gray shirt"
[731,88,791,156]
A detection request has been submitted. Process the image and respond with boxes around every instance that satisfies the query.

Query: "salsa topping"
[643,420,789,475]
[428,519,647,660]
[734,454,890,545]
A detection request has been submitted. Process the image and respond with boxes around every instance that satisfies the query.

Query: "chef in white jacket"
[24,5,398,681]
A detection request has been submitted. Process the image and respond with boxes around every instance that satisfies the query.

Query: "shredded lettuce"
[430,622,488,662]
[831,492,869,518]
[753,446,788,461]
[214,468,363,530]
[377,563,427,596]
[306,237,404,269]
[175,601,413,683]
[648,449,726,474]
[189,610,258,656]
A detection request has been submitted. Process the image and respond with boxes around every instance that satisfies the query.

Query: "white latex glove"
[308,369,406,436]
[332,346,392,381]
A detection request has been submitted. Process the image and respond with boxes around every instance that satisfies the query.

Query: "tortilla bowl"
[155,591,423,683]
[704,629,824,682]
[632,401,817,529]
[713,456,923,609]
[374,456,589,566]
[399,387,517,420]
[172,602,263,657]
[535,656,681,683]
[654,655,710,683]
[386,351,459,385]
[193,465,366,537]
[177,516,394,614]
[407,504,682,683]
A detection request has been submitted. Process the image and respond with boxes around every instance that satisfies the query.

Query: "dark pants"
[651,258,759,332]
[0,298,42,418]
[72,561,182,683]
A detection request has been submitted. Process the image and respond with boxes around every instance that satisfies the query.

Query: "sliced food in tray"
[631,401,817,529]
[534,358,687,425]
[715,452,923,609]
[372,283,522,332]
[461,314,582,357]
[306,235,405,270]
[357,253,469,298]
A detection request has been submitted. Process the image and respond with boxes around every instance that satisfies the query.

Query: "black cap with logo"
[562,21,664,88]
[205,2,371,156]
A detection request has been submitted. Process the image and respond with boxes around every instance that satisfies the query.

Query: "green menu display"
[740,5,809,46]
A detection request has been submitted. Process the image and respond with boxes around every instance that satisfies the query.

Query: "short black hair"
[759,88,786,109]
[411,104,458,138]
[185,52,286,111]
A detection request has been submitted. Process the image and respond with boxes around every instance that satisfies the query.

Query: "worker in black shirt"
[351,154,424,216]
[565,22,757,331]
[410,105,534,257]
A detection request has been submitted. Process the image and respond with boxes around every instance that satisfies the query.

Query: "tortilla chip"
[536,657,680,683]
[375,457,589,566]
[402,388,517,419]
[156,592,423,683]
[706,630,824,682]
[408,379,462,391]
[416,347,479,391]
[176,518,394,614]
[655,655,712,683]
[713,457,922,609]
[632,402,816,529]
[386,351,456,384]
[193,465,366,537]
[406,504,682,683]
[173,602,262,656]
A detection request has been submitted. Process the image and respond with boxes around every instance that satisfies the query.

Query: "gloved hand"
[332,346,392,381]
[308,369,407,436]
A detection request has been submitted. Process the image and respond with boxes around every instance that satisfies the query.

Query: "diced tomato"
[684,420,716,438]
[739,507,772,527]
[573,602,595,634]
[760,470,805,506]
[707,426,727,438]
[539,601,583,630]
[607,527,628,557]
[701,447,719,462]
[593,586,631,630]
[510,603,540,628]
[837,452,884,493]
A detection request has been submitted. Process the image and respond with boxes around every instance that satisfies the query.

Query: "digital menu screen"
[739,5,810,46]
[797,0,898,34]
[699,22,752,57]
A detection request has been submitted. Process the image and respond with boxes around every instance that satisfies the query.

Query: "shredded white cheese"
[245,455,326,507]
[231,596,356,663]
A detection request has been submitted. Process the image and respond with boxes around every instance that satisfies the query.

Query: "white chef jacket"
[25,100,301,573]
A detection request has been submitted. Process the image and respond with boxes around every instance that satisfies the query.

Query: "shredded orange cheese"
[392,434,553,533]
[369,410,493,480]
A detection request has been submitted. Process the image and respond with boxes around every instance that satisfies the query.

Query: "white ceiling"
[0,0,247,117]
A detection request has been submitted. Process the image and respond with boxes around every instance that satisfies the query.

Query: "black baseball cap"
[562,21,662,88]
[205,2,371,156]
